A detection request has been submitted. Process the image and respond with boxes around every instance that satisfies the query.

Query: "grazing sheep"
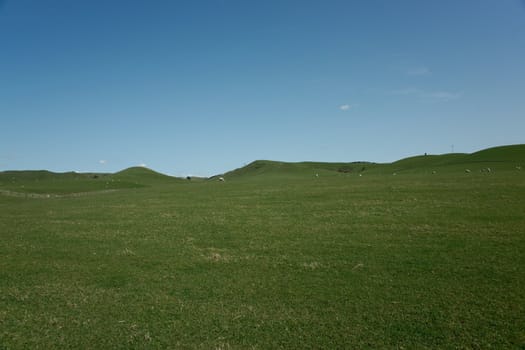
[432,171,437,174]
[218,177,225,182]
[516,166,522,171]
[465,169,471,173]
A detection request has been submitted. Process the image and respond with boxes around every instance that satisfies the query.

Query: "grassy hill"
[1,144,523,193]
[0,167,179,196]
[465,144,525,163]
[218,144,525,180]
[0,170,115,195]
[219,160,374,180]
[113,166,182,185]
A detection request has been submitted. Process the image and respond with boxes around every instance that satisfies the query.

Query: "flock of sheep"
[214,165,522,181]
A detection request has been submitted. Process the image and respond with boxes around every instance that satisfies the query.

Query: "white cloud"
[138,163,147,167]
[340,103,361,111]
[390,88,462,102]
[99,160,107,165]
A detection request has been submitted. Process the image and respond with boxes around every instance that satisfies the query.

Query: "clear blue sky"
[1,0,524,176]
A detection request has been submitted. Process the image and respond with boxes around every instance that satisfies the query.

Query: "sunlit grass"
[1,168,524,348]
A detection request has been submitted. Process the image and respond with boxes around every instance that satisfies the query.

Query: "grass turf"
[1,146,524,349]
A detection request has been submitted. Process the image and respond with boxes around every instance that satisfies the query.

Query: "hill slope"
[113,166,180,185]
[0,167,179,195]
[218,144,525,180]
[0,170,119,195]
[465,144,525,163]
[1,144,523,190]
[218,160,375,180]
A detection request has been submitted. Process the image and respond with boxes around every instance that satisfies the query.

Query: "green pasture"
[1,145,524,348]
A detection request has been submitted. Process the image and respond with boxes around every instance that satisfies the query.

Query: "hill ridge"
[219,144,525,179]
[1,144,524,182]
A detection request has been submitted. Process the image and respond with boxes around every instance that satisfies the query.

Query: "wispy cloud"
[99,160,107,165]
[426,91,462,101]
[407,66,431,76]
[339,103,360,111]
[390,88,462,102]
[138,163,147,167]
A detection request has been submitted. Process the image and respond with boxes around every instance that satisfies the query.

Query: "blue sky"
[1,0,524,176]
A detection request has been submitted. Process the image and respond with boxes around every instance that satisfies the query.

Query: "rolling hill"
[217,160,374,180]
[1,144,523,193]
[218,144,525,180]
[0,167,179,196]
[113,166,181,184]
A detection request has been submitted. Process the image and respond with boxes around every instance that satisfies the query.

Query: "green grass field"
[1,145,524,349]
